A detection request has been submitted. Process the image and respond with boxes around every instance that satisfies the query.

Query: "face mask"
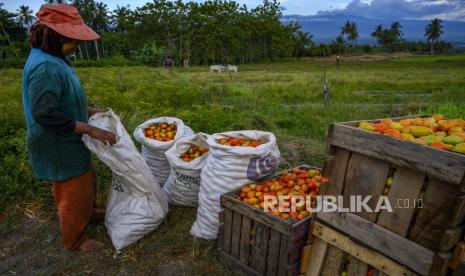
[62,40,78,55]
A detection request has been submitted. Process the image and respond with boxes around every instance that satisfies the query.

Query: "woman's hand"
[88,106,102,117]
[74,121,116,145]
[88,126,117,145]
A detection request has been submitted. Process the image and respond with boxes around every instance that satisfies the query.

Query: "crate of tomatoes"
[218,165,328,276]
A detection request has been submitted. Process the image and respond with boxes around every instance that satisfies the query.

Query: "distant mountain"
[281,14,465,48]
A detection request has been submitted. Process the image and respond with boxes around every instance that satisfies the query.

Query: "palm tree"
[111,5,131,32]
[371,24,383,45]
[341,20,358,47]
[425,18,444,55]
[17,5,35,28]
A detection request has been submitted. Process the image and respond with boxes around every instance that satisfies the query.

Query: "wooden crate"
[218,165,317,276]
[303,115,465,276]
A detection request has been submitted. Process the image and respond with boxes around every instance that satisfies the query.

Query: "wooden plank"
[320,245,346,276]
[218,210,225,251]
[377,167,425,236]
[290,216,312,242]
[408,178,462,251]
[223,209,233,254]
[239,216,253,265]
[304,237,329,276]
[322,147,351,196]
[250,223,269,274]
[453,257,465,276]
[347,257,368,276]
[316,212,434,275]
[439,226,465,252]
[312,221,418,276]
[222,194,293,235]
[429,252,452,276]
[266,229,281,276]
[299,244,312,274]
[343,152,390,221]
[449,242,465,269]
[451,195,465,227]
[230,212,242,258]
[288,239,307,264]
[329,123,465,186]
[219,250,260,276]
[278,235,292,276]
[287,261,300,276]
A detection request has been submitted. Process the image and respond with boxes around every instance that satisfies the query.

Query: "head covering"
[34,3,100,41]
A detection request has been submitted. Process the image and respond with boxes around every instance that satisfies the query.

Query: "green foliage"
[131,41,167,66]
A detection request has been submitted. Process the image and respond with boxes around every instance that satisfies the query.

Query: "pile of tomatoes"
[180,146,209,162]
[236,167,329,221]
[144,123,177,141]
[217,138,262,147]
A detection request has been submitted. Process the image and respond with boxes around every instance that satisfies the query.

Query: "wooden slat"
[287,261,300,276]
[377,167,425,236]
[316,212,434,275]
[450,242,465,270]
[304,237,329,276]
[250,223,269,274]
[230,212,242,258]
[430,252,452,276]
[329,123,465,186]
[290,216,312,242]
[299,244,312,274]
[221,194,293,235]
[219,251,260,276]
[451,195,465,226]
[312,221,418,276]
[223,208,233,254]
[347,257,368,276]
[453,260,465,276]
[288,239,307,264]
[266,229,281,276]
[320,245,346,276]
[322,147,351,196]
[218,210,225,251]
[239,216,253,265]
[277,235,291,276]
[408,178,462,251]
[439,226,465,252]
[343,152,390,221]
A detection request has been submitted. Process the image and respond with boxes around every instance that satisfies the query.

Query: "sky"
[3,0,465,21]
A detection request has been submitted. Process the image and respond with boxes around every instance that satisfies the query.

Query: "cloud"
[317,0,465,21]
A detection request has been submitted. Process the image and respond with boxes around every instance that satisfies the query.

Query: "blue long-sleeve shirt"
[22,48,91,181]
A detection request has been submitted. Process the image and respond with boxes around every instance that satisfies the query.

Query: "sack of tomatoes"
[163,133,210,207]
[134,117,194,187]
[191,130,280,240]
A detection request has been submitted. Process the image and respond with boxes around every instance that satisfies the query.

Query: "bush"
[131,41,167,66]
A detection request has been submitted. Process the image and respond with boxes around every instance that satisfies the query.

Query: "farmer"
[21,3,116,252]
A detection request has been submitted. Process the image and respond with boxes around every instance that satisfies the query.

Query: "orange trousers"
[52,169,96,250]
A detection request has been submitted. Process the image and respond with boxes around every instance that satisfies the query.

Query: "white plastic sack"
[134,117,194,187]
[82,110,168,251]
[190,131,280,239]
[163,133,210,207]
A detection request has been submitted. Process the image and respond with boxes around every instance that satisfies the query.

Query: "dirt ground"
[0,198,230,275]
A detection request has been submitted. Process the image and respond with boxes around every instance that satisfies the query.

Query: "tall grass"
[1,55,465,208]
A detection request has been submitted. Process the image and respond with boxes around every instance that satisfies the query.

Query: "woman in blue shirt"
[22,3,116,252]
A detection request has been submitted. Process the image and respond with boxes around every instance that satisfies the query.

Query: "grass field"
[1,54,465,274]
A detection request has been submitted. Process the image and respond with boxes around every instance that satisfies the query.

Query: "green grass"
[1,54,465,274]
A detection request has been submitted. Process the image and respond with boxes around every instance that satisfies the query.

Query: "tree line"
[0,0,452,66]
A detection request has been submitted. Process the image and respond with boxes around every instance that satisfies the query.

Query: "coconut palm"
[111,5,131,32]
[425,18,444,55]
[17,5,35,28]
[341,20,358,47]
